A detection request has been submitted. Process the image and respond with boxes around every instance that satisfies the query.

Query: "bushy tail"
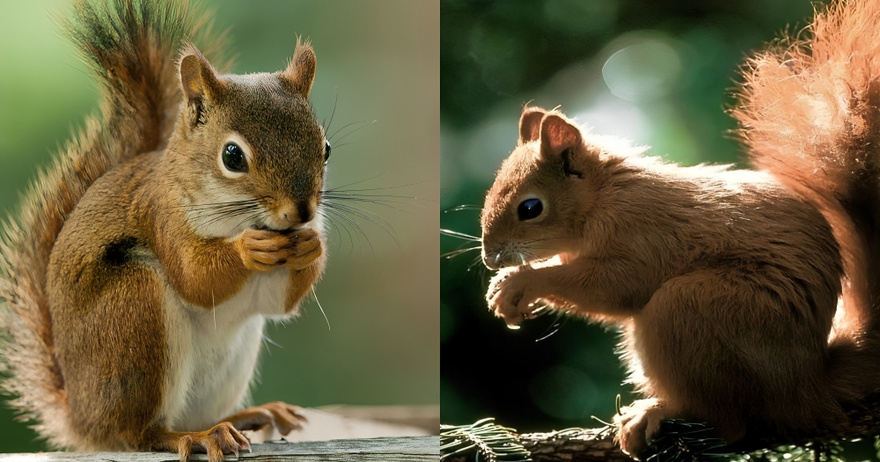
[0,0,224,448]
[733,0,880,402]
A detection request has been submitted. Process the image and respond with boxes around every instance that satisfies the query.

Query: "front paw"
[614,398,670,459]
[486,267,539,327]
[235,228,323,272]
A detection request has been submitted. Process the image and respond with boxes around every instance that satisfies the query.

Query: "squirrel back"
[0,0,224,448]
[732,0,880,400]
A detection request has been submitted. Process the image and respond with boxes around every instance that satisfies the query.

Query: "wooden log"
[0,436,439,461]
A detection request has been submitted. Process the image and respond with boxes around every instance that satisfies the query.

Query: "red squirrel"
[481,0,880,457]
[0,0,327,460]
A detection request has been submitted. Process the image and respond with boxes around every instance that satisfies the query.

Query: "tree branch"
[442,394,880,462]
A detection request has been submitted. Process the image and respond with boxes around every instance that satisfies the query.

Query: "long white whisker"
[440,228,481,242]
[311,288,331,331]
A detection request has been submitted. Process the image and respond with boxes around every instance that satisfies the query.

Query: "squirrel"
[480,0,880,458]
[0,0,330,460]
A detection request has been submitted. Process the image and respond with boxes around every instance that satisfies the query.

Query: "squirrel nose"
[482,250,502,270]
[278,201,314,227]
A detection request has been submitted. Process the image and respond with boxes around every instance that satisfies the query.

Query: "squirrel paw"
[486,267,538,327]
[614,398,671,460]
[236,228,323,271]
[172,422,251,462]
[224,401,307,436]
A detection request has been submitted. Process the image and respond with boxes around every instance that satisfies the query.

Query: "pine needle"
[441,418,532,462]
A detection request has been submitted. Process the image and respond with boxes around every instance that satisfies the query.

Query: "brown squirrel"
[0,0,329,460]
[481,0,880,457]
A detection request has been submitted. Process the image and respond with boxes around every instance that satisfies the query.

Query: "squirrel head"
[170,39,328,238]
[481,107,608,270]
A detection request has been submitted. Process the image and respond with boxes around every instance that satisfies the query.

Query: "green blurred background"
[0,0,438,452]
[439,1,877,456]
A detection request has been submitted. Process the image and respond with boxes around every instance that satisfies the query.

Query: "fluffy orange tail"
[733,0,880,400]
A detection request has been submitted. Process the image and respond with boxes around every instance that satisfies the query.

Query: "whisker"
[467,255,486,271]
[535,324,561,342]
[231,210,266,234]
[323,196,417,217]
[321,205,377,258]
[441,246,481,259]
[196,205,260,231]
[321,206,364,244]
[440,228,481,242]
[261,333,283,353]
[324,178,431,194]
[322,93,339,135]
[330,120,374,145]
[322,192,419,206]
[322,173,403,192]
[171,200,260,212]
[443,204,482,213]
[179,196,266,235]
[323,201,399,246]
[311,288,331,332]
[317,209,354,255]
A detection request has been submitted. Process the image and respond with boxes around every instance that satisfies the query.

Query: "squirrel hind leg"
[614,398,676,458]
[628,269,839,441]
[146,423,250,462]
[615,398,747,458]
[220,401,307,440]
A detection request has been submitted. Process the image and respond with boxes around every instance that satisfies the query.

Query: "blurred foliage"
[441,0,875,459]
[0,0,438,453]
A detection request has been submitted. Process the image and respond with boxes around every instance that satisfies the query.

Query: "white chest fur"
[160,269,294,431]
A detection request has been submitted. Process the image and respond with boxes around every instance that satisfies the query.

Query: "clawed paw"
[486,267,538,327]
[614,399,672,459]
[174,422,250,462]
[224,401,307,437]
[236,228,323,271]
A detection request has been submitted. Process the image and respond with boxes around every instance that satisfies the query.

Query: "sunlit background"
[0,0,438,452]
[440,1,872,457]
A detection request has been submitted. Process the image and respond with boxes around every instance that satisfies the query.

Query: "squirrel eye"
[222,142,248,173]
[517,198,543,221]
[323,139,331,164]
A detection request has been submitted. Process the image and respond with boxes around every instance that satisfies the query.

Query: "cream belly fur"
[160,269,293,431]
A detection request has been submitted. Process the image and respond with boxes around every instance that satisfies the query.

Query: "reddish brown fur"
[482,0,880,456]
[0,0,326,460]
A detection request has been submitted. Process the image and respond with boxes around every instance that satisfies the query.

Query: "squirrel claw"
[169,422,250,462]
[236,228,322,272]
[614,399,669,459]
[223,401,308,437]
[487,267,537,326]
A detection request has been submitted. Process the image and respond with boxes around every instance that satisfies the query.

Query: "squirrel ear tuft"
[281,38,316,98]
[179,43,224,126]
[540,113,582,159]
[519,106,546,143]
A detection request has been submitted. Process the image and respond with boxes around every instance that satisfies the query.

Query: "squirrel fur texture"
[0,0,329,460]
[481,0,880,457]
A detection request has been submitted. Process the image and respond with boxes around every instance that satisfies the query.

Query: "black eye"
[222,142,247,173]
[323,140,331,164]
[517,198,543,221]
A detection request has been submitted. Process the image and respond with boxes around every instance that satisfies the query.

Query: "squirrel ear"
[519,106,546,143]
[540,113,582,159]
[281,38,316,98]
[179,44,224,127]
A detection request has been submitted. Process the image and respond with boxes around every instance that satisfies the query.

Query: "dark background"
[0,0,439,453]
[440,1,874,458]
